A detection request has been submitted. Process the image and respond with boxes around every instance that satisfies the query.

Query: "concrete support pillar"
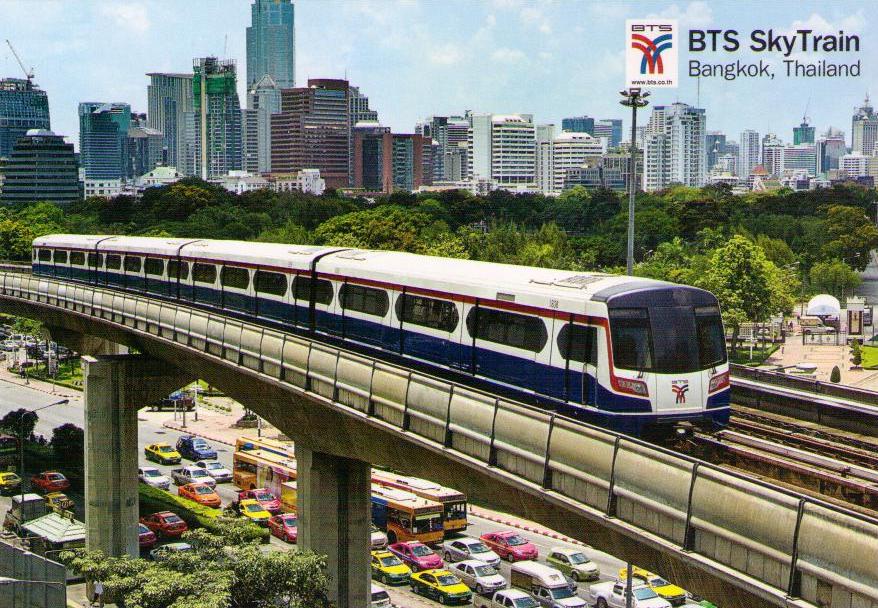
[82,355,193,558]
[295,444,371,608]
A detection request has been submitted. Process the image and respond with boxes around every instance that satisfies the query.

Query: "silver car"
[443,536,501,567]
[195,460,233,483]
[450,559,506,595]
[138,466,171,491]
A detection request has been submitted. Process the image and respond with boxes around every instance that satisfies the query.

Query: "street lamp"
[0,576,66,608]
[18,399,69,506]
[619,88,650,275]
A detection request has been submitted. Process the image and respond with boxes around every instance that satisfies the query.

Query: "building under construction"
[188,57,242,179]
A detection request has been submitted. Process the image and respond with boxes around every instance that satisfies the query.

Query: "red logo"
[671,382,688,404]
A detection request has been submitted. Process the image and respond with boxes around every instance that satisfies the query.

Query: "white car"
[370,523,388,550]
[443,536,501,568]
[138,466,171,491]
[370,583,391,607]
[450,559,506,595]
[195,460,233,483]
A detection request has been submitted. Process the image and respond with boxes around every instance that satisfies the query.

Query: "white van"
[510,561,586,608]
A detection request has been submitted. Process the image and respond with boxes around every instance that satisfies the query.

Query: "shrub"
[830,365,841,383]
[851,339,863,367]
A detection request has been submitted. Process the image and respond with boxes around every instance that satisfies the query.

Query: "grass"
[728,343,780,366]
[860,344,878,369]
[25,357,84,390]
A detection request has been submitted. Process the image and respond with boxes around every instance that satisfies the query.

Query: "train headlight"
[616,377,649,396]
[708,371,730,393]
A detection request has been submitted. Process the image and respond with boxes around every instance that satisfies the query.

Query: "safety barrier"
[5,272,878,607]
[731,362,878,407]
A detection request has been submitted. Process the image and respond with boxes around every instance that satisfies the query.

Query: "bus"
[371,470,467,534]
[370,485,443,546]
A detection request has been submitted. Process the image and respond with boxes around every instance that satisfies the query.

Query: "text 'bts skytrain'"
[32,235,730,436]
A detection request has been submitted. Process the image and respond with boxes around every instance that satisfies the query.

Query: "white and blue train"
[32,235,730,437]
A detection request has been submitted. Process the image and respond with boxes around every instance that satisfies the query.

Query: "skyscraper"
[817,128,846,174]
[79,102,131,179]
[417,115,469,182]
[561,116,594,134]
[467,113,536,190]
[535,123,555,194]
[643,103,706,191]
[793,118,815,145]
[852,95,878,156]
[189,57,242,179]
[147,72,193,170]
[761,134,784,177]
[246,0,295,90]
[705,131,726,171]
[352,127,424,193]
[597,119,623,148]
[0,78,50,160]
[739,129,761,177]
[0,129,80,204]
[126,114,163,179]
[783,144,818,177]
[550,131,604,194]
[246,74,281,174]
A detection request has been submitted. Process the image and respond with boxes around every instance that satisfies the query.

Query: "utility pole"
[625,563,634,608]
[619,88,650,275]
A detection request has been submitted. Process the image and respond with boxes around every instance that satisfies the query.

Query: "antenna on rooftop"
[5,40,34,83]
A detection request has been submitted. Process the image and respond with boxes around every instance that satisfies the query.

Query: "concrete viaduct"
[1,271,876,608]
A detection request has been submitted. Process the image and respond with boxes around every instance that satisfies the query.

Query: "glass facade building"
[0,78,50,160]
[246,0,295,89]
[79,102,131,179]
[147,73,193,171]
[0,129,81,205]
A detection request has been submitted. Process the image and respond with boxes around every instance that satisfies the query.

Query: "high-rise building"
[0,129,80,204]
[783,144,818,176]
[467,113,536,190]
[126,114,163,179]
[0,78,50,160]
[739,129,761,177]
[241,108,259,174]
[597,119,623,148]
[352,127,424,193]
[416,115,470,182]
[271,78,350,188]
[817,128,846,174]
[535,124,555,194]
[840,153,869,177]
[716,152,737,175]
[147,72,193,170]
[78,102,131,180]
[246,0,295,89]
[793,118,815,145]
[561,116,594,134]
[642,103,706,191]
[349,86,378,124]
[189,57,242,179]
[761,134,784,177]
[852,95,878,156]
[551,131,604,193]
[246,74,281,174]
[705,131,726,171]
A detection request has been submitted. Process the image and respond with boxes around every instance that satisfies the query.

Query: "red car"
[140,511,189,538]
[268,513,298,543]
[237,488,281,515]
[30,471,70,493]
[388,541,442,571]
[479,531,538,562]
[138,523,157,551]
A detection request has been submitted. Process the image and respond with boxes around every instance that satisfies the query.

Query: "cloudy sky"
[1,0,874,148]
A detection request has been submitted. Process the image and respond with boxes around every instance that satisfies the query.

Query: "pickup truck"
[473,588,539,608]
[170,466,216,488]
[587,581,671,608]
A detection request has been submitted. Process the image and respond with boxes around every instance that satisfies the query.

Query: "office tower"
[147,72,193,170]
[551,131,604,193]
[246,0,295,89]
[852,95,878,155]
[561,116,594,134]
[642,103,706,191]
[739,129,761,177]
[241,108,259,174]
[78,102,131,179]
[783,144,818,176]
[705,131,726,171]
[417,115,469,182]
[271,78,350,188]
[467,113,536,189]
[596,119,623,148]
[126,115,163,179]
[840,153,869,177]
[817,128,846,174]
[0,129,80,204]
[535,124,555,194]
[0,78,50,159]
[761,134,784,177]
[601,151,642,191]
[189,57,242,179]
[793,118,815,145]
[246,74,281,174]
[352,127,424,193]
[349,86,378,124]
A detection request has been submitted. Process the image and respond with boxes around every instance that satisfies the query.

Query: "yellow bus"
[369,485,444,546]
[371,470,467,534]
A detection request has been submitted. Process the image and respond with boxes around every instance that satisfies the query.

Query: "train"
[31,235,730,437]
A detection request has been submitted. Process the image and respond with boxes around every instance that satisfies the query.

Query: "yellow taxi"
[410,568,472,605]
[144,443,181,466]
[370,550,412,586]
[0,472,21,495]
[44,492,75,511]
[236,499,270,525]
[620,567,687,606]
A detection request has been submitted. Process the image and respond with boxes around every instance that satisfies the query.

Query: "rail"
[731,362,878,407]
[2,272,878,607]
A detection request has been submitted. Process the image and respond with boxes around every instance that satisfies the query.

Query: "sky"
[1,0,875,150]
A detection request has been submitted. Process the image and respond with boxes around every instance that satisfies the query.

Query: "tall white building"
[551,131,605,193]
[840,153,869,177]
[739,129,761,177]
[535,124,555,194]
[761,134,784,177]
[467,113,536,190]
[642,103,706,191]
[852,95,878,156]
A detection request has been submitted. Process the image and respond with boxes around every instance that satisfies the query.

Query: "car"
[171,466,217,488]
[449,559,506,596]
[194,460,233,483]
[0,472,22,495]
[370,550,412,585]
[546,547,600,582]
[480,531,538,562]
[149,542,192,561]
[138,523,157,551]
[235,499,271,525]
[30,471,70,493]
[619,568,687,607]
[371,582,392,607]
[443,536,501,567]
[268,513,298,543]
[410,568,472,605]
[236,488,281,515]
[178,483,222,508]
[371,523,388,550]
[388,540,442,571]
[176,435,217,461]
[149,392,195,412]
[138,466,171,491]
[588,581,670,608]
[140,511,189,538]
[473,589,540,608]
[144,443,181,465]
[44,492,74,512]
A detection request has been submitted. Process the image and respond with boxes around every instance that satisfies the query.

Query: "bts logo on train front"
[671,380,689,404]
[626,19,678,88]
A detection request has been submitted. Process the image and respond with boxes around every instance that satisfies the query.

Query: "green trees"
[809,259,862,300]
[0,408,38,439]
[820,205,878,271]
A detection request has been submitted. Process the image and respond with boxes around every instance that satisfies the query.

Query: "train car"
[31,235,730,436]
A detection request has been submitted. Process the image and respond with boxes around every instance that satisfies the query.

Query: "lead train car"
[32,235,730,436]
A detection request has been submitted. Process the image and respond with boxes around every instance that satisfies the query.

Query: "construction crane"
[5,39,34,83]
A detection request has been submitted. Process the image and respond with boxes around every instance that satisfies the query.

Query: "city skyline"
[1,0,875,150]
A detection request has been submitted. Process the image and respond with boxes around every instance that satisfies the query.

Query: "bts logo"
[671,380,689,404]
[626,20,678,88]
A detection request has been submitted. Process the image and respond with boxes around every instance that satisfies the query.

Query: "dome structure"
[806,294,841,316]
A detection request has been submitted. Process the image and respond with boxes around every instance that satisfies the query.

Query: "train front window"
[696,306,727,368]
[610,309,653,371]
[649,306,700,374]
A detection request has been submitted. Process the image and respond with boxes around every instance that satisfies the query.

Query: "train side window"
[53,250,68,264]
[123,256,142,273]
[254,270,287,296]
[167,260,189,281]
[88,253,104,267]
[193,263,217,284]
[292,276,333,305]
[466,307,548,353]
[70,251,86,266]
[105,255,122,270]
[395,294,458,332]
[558,323,597,365]
[32,249,37,261]
[38,249,52,262]
[144,258,164,276]
[220,266,250,290]
[340,284,389,317]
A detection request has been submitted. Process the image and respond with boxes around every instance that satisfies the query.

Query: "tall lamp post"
[619,88,650,275]
[18,399,69,506]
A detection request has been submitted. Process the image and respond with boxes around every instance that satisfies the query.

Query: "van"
[370,583,391,607]
[510,561,586,608]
